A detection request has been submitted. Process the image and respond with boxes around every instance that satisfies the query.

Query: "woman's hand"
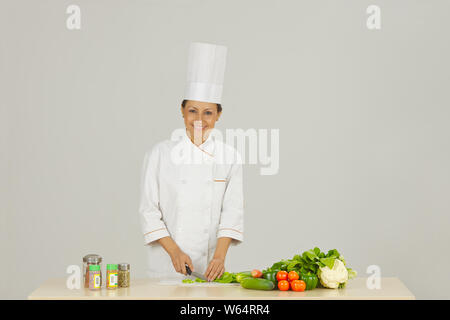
[205,257,225,282]
[204,237,232,281]
[158,237,194,275]
[169,247,194,275]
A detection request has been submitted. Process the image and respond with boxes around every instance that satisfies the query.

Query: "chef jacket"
[139,130,244,279]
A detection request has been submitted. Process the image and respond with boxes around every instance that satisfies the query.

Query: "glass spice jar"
[89,265,101,290]
[118,263,130,288]
[83,254,102,288]
[106,264,118,289]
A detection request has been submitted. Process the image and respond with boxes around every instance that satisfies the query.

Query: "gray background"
[1,0,449,299]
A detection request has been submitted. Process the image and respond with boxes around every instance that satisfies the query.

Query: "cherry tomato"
[251,269,263,278]
[276,271,288,281]
[290,280,306,292]
[278,280,290,291]
[288,271,299,281]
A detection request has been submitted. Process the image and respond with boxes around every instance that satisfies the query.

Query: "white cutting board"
[158,279,240,287]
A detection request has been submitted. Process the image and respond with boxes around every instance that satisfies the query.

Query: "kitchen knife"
[185,264,208,281]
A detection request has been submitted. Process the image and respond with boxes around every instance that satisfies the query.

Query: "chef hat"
[184,42,227,104]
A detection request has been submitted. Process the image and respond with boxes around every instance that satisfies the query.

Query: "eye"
[189,109,196,113]
[205,111,213,115]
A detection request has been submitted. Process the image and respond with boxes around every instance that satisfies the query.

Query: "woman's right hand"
[169,247,194,275]
[157,236,194,275]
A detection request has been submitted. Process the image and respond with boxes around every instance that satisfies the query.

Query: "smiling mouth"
[193,123,207,130]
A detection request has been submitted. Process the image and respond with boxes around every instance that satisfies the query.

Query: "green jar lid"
[107,264,118,270]
[89,265,101,271]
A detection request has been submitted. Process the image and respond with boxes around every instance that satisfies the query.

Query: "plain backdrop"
[1,0,449,299]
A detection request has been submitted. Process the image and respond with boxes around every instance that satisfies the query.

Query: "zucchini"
[236,271,252,283]
[240,278,275,291]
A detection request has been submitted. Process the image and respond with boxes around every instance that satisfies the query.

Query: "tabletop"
[28,277,415,300]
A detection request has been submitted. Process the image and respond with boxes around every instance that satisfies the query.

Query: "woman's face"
[181,100,221,144]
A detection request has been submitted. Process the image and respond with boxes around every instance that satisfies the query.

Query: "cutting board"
[158,279,241,287]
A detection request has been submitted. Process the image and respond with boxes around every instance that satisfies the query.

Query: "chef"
[139,42,244,281]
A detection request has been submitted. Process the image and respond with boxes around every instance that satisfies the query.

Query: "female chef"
[139,42,244,282]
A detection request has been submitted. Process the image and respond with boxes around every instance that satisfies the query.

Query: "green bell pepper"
[300,273,318,290]
[262,271,278,286]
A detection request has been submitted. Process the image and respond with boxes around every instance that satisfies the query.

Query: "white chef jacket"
[139,130,244,279]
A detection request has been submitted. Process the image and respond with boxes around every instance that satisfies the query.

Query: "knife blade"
[185,264,208,281]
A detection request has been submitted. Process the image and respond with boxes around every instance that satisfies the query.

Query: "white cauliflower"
[318,259,348,289]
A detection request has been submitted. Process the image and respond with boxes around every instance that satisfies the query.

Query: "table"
[28,277,414,300]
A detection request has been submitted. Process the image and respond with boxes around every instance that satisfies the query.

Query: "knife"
[185,264,208,281]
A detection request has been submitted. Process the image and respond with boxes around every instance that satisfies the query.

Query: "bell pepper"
[300,273,318,290]
[262,271,278,286]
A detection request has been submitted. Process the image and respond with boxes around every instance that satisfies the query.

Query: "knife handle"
[185,264,192,275]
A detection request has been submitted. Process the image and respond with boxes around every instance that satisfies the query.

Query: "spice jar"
[83,254,102,288]
[118,263,130,288]
[89,265,101,290]
[106,264,118,290]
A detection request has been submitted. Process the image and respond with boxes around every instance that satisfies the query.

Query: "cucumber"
[236,271,252,283]
[240,278,275,291]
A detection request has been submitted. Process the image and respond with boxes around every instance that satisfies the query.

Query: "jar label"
[109,273,118,287]
[94,274,101,288]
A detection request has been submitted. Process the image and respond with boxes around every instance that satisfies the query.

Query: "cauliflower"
[318,259,348,289]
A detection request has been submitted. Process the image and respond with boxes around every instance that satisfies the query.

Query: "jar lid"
[118,263,130,270]
[89,265,101,271]
[107,264,118,270]
[83,254,102,264]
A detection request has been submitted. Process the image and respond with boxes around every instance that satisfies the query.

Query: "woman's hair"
[181,100,222,113]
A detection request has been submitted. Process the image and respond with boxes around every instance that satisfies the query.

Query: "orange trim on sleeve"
[143,227,167,237]
[218,228,243,234]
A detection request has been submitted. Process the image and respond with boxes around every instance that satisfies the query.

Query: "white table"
[28,277,415,300]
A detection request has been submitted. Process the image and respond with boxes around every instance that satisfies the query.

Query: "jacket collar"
[183,129,215,158]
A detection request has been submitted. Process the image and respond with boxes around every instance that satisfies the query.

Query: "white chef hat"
[184,42,227,104]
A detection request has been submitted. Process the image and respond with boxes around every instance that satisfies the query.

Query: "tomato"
[276,271,288,281]
[290,280,306,292]
[278,280,290,291]
[251,269,263,278]
[288,271,299,281]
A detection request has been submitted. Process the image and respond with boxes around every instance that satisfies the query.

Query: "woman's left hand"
[204,257,225,282]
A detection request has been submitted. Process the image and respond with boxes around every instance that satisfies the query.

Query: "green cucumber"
[240,278,275,291]
[236,271,253,283]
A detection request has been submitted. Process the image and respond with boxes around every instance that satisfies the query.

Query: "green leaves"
[214,272,237,283]
[183,271,238,284]
[319,257,336,270]
[304,250,317,261]
[347,268,357,280]
[313,247,321,256]
[262,246,355,288]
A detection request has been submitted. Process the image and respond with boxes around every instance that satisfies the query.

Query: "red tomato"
[251,269,263,278]
[291,280,306,292]
[278,280,290,291]
[276,271,288,281]
[288,271,299,281]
